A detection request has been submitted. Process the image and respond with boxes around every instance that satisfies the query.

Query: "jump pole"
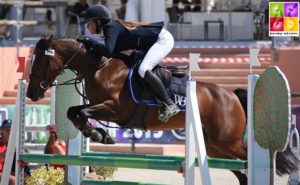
[185,53,211,185]
[1,80,26,185]
[12,81,57,185]
[247,48,270,185]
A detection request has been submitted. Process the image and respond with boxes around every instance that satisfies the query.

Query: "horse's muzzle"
[26,89,44,102]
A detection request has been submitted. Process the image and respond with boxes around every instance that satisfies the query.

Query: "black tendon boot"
[144,70,180,122]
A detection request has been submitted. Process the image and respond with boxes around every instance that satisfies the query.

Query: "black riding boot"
[144,70,180,122]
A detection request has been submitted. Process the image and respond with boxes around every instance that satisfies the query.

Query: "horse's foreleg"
[67,105,87,127]
[208,147,248,185]
[79,100,119,121]
[231,171,247,185]
[67,105,114,144]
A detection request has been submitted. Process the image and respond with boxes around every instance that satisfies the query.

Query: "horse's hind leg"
[206,142,247,185]
[67,105,114,144]
[213,140,247,160]
[212,141,247,184]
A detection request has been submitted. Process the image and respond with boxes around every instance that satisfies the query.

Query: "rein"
[98,57,112,69]
[52,43,89,101]
[64,43,83,67]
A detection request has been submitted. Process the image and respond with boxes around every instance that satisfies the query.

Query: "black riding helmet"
[84,4,112,24]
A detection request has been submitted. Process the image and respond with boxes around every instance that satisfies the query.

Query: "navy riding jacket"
[90,20,164,57]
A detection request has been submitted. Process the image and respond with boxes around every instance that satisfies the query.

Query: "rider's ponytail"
[117,20,148,31]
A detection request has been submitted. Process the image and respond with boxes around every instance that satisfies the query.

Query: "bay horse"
[27,36,299,185]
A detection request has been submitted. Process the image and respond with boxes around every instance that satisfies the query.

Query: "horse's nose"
[26,91,38,101]
[26,91,34,99]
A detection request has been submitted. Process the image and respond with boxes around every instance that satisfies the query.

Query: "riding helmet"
[84,5,112,23]
[1,119,12,128]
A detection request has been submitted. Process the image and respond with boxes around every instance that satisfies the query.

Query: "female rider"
[78,4,180,123]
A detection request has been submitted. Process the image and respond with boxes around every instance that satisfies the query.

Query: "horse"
[26,36,299,185]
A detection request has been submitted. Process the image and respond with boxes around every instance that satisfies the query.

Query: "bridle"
[29,43,83,90]
[29,49,58,90]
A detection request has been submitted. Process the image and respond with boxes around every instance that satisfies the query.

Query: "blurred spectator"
[46,9,52,23]
[0,5,10,20]
[44,124,66,170]
[74,0,89,18]
[0,5,10,40]
[264,5,269,24]
[172,0,192,12]
[0,119,15,185]
[245,1,252,11]
[45,9,54,29]
[168,0,184,22]
[71,0,89,23]
[264,6,269,39]
[116,0,128,20]
[192,0,201,12]
[0,119,30,185]
[44,124,103,180]
[172,0,181,12]
[182,0,192,12]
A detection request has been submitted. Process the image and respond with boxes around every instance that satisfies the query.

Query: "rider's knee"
[138,67,147,78]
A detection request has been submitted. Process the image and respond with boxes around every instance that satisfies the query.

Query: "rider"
[77,4,180,122]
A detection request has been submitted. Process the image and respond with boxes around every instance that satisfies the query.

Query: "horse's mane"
[36,35,82,52]
[35,35,121,70]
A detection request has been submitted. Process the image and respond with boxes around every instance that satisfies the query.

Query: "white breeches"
[138,28,174,78]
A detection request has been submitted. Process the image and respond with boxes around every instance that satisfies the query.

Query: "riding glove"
[77,36,109,57]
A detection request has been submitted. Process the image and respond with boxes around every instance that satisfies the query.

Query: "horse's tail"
[233,88,247,119]
[233,88,300,176]
[276,147,300,175]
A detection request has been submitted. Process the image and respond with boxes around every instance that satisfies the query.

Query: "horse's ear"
[42,34,46,39]
[49,35,53,40]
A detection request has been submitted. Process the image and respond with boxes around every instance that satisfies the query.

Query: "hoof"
[102,135,115,144]
[95,128,115,144]
[82,126,93,138]
[90,129,103,143]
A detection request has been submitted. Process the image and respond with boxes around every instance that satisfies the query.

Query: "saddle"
[154,64,188,87]
[130,50,188,85]
[121,51,189,129]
